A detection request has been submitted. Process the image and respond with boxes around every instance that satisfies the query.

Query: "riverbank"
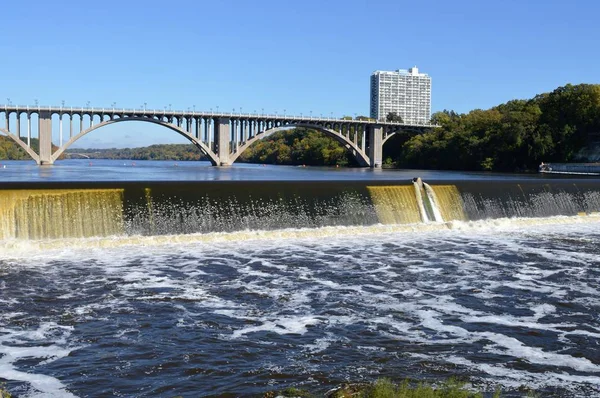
[263,378,523,398]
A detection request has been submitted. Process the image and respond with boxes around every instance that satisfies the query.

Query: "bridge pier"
[215,117,232,166]
[39,112,54,165]
[368,125,383,168]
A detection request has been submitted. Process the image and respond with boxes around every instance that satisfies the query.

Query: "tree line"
[0,137,40,160]
[67,144,207,161]
[389,83,600,171]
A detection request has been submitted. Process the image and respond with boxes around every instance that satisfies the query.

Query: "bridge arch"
[50,116,219,165]
[228,123,370,166]
[0,127,40,162]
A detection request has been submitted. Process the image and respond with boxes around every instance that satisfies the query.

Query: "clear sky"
[1,0,598,148]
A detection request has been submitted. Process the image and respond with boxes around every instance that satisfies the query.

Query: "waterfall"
[366,185,421,224]
[367,183,465,225]
[430,185,467,221]
[0,189,124,240]
[423,182,444,222]
[412,178,430,223]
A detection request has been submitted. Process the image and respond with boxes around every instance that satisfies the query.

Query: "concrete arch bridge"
[0,105,436,167]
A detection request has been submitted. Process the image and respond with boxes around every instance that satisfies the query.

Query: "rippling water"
[1,217,599,397]
[0,159,556,182]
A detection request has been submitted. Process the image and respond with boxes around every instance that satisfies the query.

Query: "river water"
[0,159,550,182]
[0,160,599,397]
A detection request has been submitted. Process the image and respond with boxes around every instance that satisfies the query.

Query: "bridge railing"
[0,104,439,127]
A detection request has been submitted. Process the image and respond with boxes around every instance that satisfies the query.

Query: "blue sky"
[1,0,598,148]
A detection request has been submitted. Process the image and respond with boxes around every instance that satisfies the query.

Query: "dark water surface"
[0,160,599,397]
[1,221,600,397]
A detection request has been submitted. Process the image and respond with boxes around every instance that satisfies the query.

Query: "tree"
[386,112,403,123]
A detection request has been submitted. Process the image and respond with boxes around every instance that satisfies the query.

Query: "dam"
[1,178,599,240]
[0,161,599,397]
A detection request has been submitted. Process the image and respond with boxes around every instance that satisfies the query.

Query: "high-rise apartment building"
[370,67,431,124]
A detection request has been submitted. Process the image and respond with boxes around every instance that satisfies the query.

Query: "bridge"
[0,104,437,167]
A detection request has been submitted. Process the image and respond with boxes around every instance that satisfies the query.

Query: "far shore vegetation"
[262,378,539,398]
[1,83,599,172]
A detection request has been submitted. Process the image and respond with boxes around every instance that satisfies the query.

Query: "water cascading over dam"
[0,180,599,240]
[0,189,124,240]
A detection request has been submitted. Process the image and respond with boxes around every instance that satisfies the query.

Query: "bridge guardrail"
[1,104,438,127]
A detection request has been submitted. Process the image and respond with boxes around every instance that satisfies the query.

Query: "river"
[0,160,599,397]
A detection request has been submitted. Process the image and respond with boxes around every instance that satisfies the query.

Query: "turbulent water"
[1,217,599,397]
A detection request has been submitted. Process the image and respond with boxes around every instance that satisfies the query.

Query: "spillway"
[0,180,598,240]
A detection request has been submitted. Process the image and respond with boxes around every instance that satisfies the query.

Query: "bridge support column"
[215,117,231,166]
[368,125,383,168]
[39,111,54,165]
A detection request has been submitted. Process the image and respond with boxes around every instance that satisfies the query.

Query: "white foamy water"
[0,215,599,396]
[0,323,79,398]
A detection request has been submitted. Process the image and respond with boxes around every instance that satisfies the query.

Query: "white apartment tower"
[370,67,431,124]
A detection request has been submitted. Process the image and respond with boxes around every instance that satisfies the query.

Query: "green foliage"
[480,157,494,171]
[66,144,207,161]
[330,378,500,398]
[0,136,39,160]
[363,378,484,398]
[391,83,600,171]
[281,386,313,397]
[387,112,404,123]
[238,128,358,166]
[263,386,313,398]
[0,136,64,161]
[356,115,376,121]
